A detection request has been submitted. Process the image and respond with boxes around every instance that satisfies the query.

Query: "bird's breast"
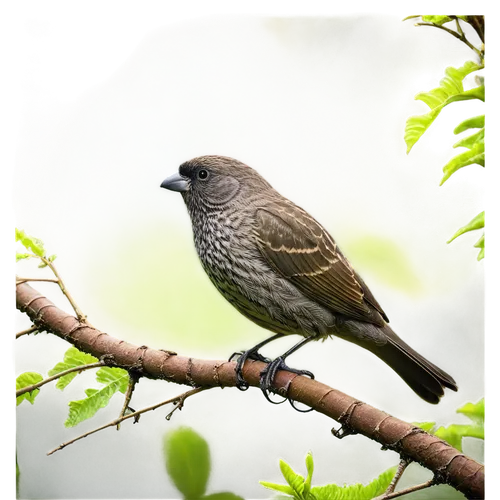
[189,210,337,338]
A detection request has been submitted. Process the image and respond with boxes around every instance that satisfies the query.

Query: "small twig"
[16,277,59,285]
[454,17,465,39]
[386,459,410,495]
[116,375,139,430]
[47,261,93,327]
[16,255,94,328]
[16,361,106,397]
[417,21,483,61]
[469,15,486,43]
[46,387,208,456]
[16,325,38,339]
[374,478,436,500]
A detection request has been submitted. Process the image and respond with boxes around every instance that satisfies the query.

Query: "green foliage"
[421,16,455,25]
[16,372,43,406]
[441,116,484,186]
[261,452,396,500]
[164,427,211,499]
[448,208,488,242]
[454,114,484,134]
[48,347,99,390]
[404,16,485,261]
[163,427,244,500]
[473,234,484,260]
[404,61,483,155]
[65,366,129,427]
[15,228,57,266]
[16,228,46,257]
[415,398,484,452]
[16,253,32,262]
[259,398,487,500]
[447,211,484,261]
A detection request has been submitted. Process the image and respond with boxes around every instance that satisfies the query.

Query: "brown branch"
[385,458,410,495]
[46,387,206,455]
[16,282,484,499]
[116,374,138,430]
[16,361,106,397]
[14,254,94,327]
[375,478,436,500]
[16,325,38,339]
[16,277,59,285]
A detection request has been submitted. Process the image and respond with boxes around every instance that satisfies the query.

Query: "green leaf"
[16,253,33,262]
[440,141,484,185]
[421,15,453,26]
[474,234,484,260]
[202,494,245,500]
[405,61,483,153]
[457,398,484,425]
[95,367,129,394]
[434,424,483,451]
[16,372,44,406]
[64,369,129,427]
[262,454,396,500]
[447,212,484,243]
[15,228,46,257]
[414,400,484,452]
[453,127,484,150]
[311,466,396,500]
[405,113,436,153]
[474,234,488,248]
[413,421,436,433]
[280,460,307,498]
[163,427,211,499]
[48,347,99,390]
[260,481,295,496]
[279,459,299,484]
[304,452,314,495]
[449,123,485,187]
[454,115,484,134]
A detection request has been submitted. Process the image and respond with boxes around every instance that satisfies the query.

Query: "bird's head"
[160,155,273,210]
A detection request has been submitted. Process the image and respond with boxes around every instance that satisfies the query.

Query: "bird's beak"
[160,172,190,192]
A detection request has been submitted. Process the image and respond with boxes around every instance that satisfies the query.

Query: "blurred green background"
[13,14,485,500]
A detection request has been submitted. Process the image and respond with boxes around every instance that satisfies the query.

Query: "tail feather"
[371,325,458,404]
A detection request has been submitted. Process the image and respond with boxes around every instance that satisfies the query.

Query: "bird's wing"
[254,201,388,326]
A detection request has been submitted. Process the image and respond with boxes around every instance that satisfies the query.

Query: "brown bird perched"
[161,155,457,406]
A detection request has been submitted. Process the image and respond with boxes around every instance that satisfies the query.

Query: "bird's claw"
[230,350,272,391]
[259,357,315,412]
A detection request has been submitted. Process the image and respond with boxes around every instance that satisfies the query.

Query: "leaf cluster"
[16,228,57,266]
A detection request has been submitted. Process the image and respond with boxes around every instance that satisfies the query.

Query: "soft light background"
[11,3,485,499]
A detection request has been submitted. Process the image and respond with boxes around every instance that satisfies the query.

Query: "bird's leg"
[229,334,284,391]
[259,337,315,411]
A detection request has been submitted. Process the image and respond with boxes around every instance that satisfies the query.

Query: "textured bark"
[16,282,484,499]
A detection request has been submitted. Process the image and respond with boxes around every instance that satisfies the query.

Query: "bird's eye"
[197,169,209,180]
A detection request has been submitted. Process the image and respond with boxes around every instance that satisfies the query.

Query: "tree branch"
[15,282,484,499]
[46,387,206,455]
[16,360,106,397]
[116,373,139,430]
[16,325,38,339]
[384,458,410,495]
[375,478,436,500]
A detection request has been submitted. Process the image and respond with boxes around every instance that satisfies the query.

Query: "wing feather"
[254,203,388,326]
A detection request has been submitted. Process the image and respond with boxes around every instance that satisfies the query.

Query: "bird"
[160,155,458,406]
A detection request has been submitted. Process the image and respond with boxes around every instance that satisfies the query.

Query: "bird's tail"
[370,324,458,404]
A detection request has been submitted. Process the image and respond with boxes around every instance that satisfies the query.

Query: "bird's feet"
[229,350,272,391]
[259,357,315,412]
